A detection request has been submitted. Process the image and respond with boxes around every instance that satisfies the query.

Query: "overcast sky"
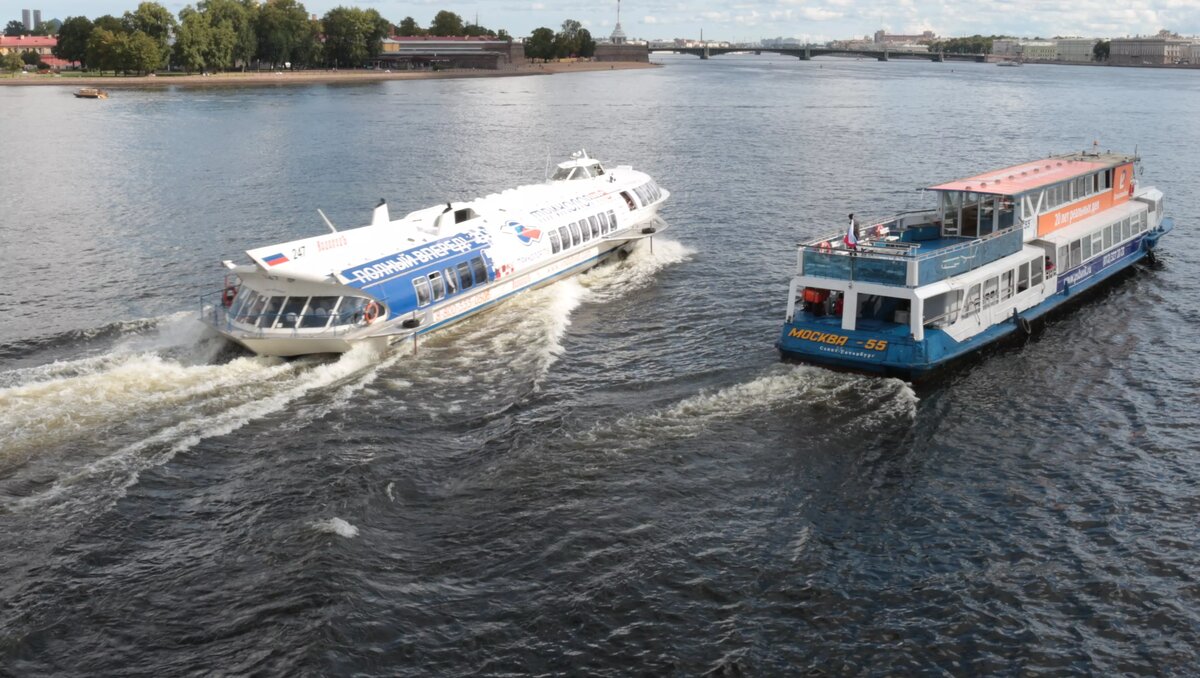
[7,0,1200,42]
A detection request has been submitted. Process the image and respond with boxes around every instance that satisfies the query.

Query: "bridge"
[654,46,987,63]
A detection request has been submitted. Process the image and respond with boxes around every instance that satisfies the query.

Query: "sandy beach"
[0,60,660,88]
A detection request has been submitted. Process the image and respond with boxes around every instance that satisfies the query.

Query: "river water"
[1,56,1198,675]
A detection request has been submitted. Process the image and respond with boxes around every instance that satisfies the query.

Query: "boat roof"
[927,151,1136,196]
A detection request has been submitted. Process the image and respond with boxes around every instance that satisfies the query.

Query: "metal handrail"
[800,224,1020,261]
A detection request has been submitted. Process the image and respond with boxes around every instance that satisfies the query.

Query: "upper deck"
[798,212,1024,288]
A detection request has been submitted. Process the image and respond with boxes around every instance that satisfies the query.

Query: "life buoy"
[221,285,238,307]
[818,241,833,252]
[363,301,380,325]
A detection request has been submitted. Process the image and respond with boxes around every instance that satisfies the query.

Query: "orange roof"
[928,156,1117,195]
[0,36,57,48]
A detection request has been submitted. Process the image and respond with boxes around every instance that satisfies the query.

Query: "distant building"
[375,36,524,70]
[1053,38,1099,62]
[1020,40,1057,60]
[0,35,73,68]
[21,9,31,31]
[874,29,936,45]
[610,0,627,45]
[1109,35,1192,65]
[32,9,41,30]
[1189,43,1200,64]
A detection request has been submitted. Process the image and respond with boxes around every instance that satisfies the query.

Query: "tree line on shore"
[22,0,596,75]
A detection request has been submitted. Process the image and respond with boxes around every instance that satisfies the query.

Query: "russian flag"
[263,253,289,267]
[844,219,859,250]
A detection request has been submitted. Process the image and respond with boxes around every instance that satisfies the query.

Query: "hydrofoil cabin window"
[414,278,432,306]
[588,215,601,238]
[469,256,488,285]
[301,296,339,328]
[260,296,285,328]
[558,226,570,250]
[606,209,617,230]
[549,230,562,254]
[620,191,636,211]
[443,267,458,295]
[429,272,446,301]
[456,262,474,289]
[338,297,368,324]
[454,208,479,224]
[569,222,582,247]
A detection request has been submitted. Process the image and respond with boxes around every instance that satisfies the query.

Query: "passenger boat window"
[259,296,285,328]
[444,267,458,295]
[456,262,474,289]
[1057,245,1068,269]
[429,272,445,301]
[1082,236,1092,262]
[577,220,590,242]
[247,294,269,323]
[607,210,617,229]
[575,166,593,180]
[1103,169,1112,189]
[549,230,562,254]
[1018,263,1030,293]
[588,215,601,238]
[1069,240,1082,269]
[1000,271,1013,301]
[983,278,999,308]
[470,256,488,284]
[455,208,478,224]
[569,222,582,247]
[414,278,432,306]
[1138,213,1147,231]
[302,296,339,329]
[1091,232,1103,254]
[964,284,981,317]
[1104,225,1113,250]
[1031,257,1044,286]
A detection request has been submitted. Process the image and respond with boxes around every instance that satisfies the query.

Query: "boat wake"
[574,364,919,450]
[0,237,688,518]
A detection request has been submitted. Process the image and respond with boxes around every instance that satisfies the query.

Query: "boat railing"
[199,291,365,339]
[796,221,1023,288]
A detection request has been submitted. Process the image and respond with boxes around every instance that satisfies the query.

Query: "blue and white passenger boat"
[201,151,669,356]
[777,149,1173,380]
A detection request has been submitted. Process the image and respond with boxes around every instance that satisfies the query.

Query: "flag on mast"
[844,214,858,249]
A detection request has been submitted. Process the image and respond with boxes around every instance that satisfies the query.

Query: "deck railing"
[797,223,1023,288]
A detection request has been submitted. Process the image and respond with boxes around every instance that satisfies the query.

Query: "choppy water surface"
[2,57,1198,675]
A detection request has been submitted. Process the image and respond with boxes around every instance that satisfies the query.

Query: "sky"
[5,0,1200,43]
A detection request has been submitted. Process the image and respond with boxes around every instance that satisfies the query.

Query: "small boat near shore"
[201,151,670,357]
[73,88,108,98]
[777,149,1173,380]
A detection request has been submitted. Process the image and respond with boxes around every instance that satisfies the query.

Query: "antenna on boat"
[317,208,338,233]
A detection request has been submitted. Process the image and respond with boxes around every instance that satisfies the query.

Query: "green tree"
[1093,40,1110,62]
[396,16,423,37]
[123,30,163,73]
[124,2,177,68]
[5,20,26,36]
[496,29,511,42]
[2,51,23,72]
[256,0,313,68]
[20,51,39,65]
[173,7,212,71]
[577,28,595,57]
[526,27,555,61]
[321,6,386,67]
[199,0,257,69]
[87,27,123,71]
[93,15,126,34]
[429,10,463,37]
[54,16,93,67]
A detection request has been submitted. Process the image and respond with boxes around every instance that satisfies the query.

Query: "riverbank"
[0,60,660,87]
